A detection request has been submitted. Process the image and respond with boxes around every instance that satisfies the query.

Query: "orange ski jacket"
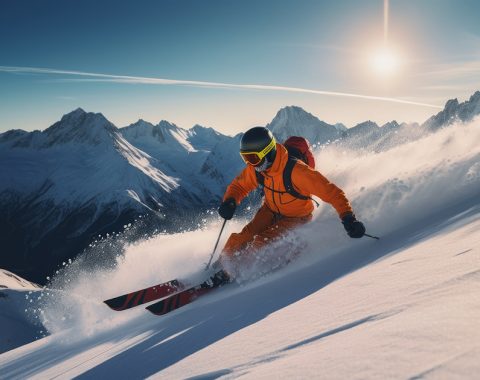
[224,143,353,218]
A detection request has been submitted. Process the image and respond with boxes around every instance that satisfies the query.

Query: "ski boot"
[202,269,232,289]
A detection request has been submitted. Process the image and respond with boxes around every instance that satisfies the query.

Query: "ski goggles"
[240,137,276,166]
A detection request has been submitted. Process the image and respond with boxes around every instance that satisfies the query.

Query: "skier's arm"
[223,166,258,204]
[292,164,353,218]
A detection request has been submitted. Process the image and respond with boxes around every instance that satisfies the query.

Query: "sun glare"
[368,0,403,78]
[371,47,400,77]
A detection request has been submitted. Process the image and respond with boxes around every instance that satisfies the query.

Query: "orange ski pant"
[221,204,312,257]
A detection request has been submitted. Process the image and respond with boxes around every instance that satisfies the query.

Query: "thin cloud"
[56,95,76,100]
[415,60,480,78]
[0,65,442,109]
[272,42,358,55]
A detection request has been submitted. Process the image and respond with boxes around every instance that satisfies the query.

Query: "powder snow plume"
[37,117,480,339]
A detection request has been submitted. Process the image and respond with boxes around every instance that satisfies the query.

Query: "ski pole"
[205,218,227,270]
[364,233,380,240]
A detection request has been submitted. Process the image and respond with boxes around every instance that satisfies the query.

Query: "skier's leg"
[213,205,276,282]
[218,214,312,279]
[221,204,276,257]
[249,214,312,252]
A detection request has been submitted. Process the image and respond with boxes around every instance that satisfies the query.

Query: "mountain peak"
[267,106,341,144]
[191,124,212,132]
[270,106,320,125]
[381,120,400,129]
[444,98,459,111]
[352,120,379,130]
[72,107,86,114]
[275,106,311,120]
[59,107,86,122]
[469,91,480,103]
[280,105,305,112]
[423,89,480,130]
[157,120,180,130]
[136,118,151,125]
[43,108,117,147]
[121,119,193,149]
[122,119,155,131]
[187,124,224,151]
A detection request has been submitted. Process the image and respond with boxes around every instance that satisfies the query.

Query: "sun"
[371,47,400,77]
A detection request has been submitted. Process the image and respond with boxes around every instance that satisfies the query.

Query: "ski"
[104,279,185,311]
[146,270,231,316]
[145,284,215,315]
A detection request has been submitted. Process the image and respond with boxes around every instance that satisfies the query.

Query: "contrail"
[384,0,389,47]
[0,65,442,109]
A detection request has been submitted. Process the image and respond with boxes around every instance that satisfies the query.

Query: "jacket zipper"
[265,173,281,214]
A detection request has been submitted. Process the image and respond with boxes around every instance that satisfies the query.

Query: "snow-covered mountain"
[334,91,480,153]
[423,91,480,130]
[1,108,178,199]
[0,109,194,283]
[0,113,479,377]
[339,120,414,152]
[199,133,244,196]
[120,119,230,199]
[189,124,226,151]
[266,106,344,146]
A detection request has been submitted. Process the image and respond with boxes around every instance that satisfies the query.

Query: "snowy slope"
[154,213,480,380]
[0,117,479,378]
[0,270,43,354]
[0,269,38,290]
[1,213,479,378]
[120,119,229,200]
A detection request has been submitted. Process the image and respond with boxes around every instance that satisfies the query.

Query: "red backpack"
[284,136,315,169]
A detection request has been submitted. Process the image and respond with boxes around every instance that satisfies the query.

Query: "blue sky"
[1,0,479,134]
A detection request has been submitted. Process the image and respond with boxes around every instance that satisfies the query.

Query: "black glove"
[341,213,366,238]
[218,198,236,220]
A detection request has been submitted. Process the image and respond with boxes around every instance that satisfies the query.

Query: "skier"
[212,126,365,282]
[105,127,367,314]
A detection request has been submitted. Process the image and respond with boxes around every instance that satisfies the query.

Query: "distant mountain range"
[1,90,479,283]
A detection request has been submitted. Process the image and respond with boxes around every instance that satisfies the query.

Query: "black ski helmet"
[240,127,277,170]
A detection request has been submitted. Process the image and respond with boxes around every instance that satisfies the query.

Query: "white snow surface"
[0,119,479,378]
[0,270,39,290]
[0,270,43,354]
